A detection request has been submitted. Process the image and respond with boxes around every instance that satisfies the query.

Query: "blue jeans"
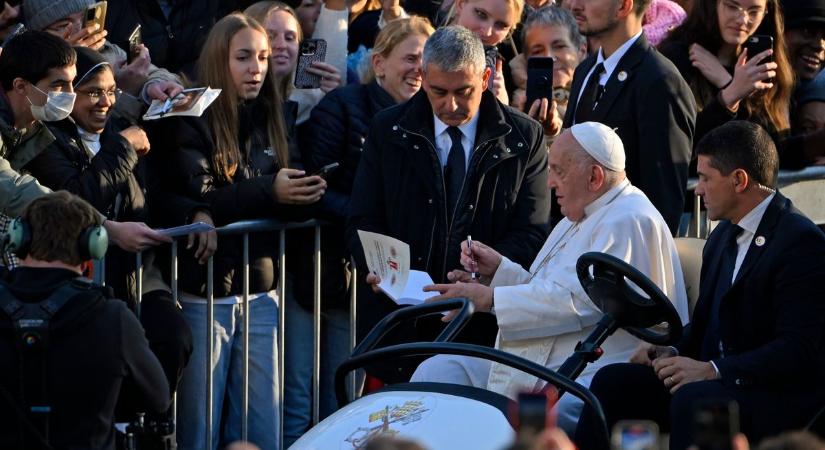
[283,277,350,447]
[176,294,280,450]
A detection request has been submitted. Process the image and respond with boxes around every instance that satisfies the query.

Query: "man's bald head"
[547,129,626,221]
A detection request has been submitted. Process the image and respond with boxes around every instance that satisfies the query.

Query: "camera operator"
[0,191,169,450]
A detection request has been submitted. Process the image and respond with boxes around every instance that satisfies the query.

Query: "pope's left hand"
[423,281,493,322]
[653,356,718,393]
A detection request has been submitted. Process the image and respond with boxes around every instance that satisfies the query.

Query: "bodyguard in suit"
[574,121,825,450]
[563,0,696,232]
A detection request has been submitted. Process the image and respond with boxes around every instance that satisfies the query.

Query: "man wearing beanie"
[23,0,184,125]
[411,122,689,434]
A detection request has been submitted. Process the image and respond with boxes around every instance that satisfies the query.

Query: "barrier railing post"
[312,225,322,425]
[135,252,143,318]
[242,233,250,442]
[171,240,178,426]
[693,193,701,238]
[349,260,357,401]
[206,257,214,450]
[278,229,286,450]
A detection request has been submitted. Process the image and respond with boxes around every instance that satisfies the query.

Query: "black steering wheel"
[576,252,682,345]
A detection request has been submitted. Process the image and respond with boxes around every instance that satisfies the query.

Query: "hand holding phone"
[310,162,339,179]
[127,24,142,64]
[525,57,554,111]
[720,35,777,109]
[85,1,108,31]
[294,39,328,89]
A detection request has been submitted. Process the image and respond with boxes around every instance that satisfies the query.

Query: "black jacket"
[0,268,168,450]
[347,89,550,338]
[564,34,696,233]
[104,0,240,77]
[150,99,305,297]
[20,119,204,304]
[679,193,825,392]
[304,80,397,219]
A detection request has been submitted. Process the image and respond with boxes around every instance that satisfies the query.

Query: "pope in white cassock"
[411,121,690,433]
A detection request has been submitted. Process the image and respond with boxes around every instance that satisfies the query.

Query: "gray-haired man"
[347,25,551,382]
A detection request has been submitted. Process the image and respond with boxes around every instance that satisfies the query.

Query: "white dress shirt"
[731,192,775,281]
[575,30,643,111]
[433,113,479,169]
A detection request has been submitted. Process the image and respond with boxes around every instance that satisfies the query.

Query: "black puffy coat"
[347,89,551,344]
[20,119,204,304]
[149,99,308,297]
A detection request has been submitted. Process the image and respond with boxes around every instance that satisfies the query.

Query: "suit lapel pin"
[755,236,766,246]
[617,70,628,81]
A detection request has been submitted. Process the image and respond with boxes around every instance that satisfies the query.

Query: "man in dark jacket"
[563,0,696,233]
[575,122,825,450]
[347,26,550,381]
[0,192,169,450]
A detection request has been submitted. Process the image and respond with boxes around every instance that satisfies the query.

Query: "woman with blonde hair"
[151,12,326,450]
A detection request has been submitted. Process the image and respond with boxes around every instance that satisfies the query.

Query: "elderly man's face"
[422,63,490,127]
[547,131,595,221]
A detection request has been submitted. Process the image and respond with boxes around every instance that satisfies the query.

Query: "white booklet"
[155,221,215,238]
[357,230,439,305]
[143,87,221,121]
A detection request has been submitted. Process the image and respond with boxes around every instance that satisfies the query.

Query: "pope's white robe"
[412,179,689,430]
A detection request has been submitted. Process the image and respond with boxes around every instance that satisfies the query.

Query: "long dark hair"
[196,13,289,181]
[662,0,792,133]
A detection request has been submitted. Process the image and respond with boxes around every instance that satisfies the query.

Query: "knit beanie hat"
[23,0,95,32]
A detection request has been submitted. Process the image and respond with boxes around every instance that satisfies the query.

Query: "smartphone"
[745,34,773,63]
[525,57,555,112]
[311,162,339,179]
[612,421,660,450]
[84,1,108,30]
[693,399,740,450]
[294,39,327,89]
[1,23,25,48]
[127,24,142,63]
[509,388,558,445]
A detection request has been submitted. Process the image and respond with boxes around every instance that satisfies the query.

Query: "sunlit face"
[797,101,825,134]
[422,63,490,127]
[785,26,825,82]
[568,0,619,38]
[228,27,270,100]
[263,10,300,78]
[524,23,585,88]
[373,33,427,103]
[454,0,518,46]
[547,132,594,221]
[72,68,116,134]
[716,0,767,46]
[22,65,76,107]
[295,0,322,38]
[695,154,739,221]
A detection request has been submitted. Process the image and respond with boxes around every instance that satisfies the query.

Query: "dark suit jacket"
[680,193,825,393]
[563,34,696,233]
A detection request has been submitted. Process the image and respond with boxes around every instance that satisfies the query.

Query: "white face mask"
[27,84,76,122]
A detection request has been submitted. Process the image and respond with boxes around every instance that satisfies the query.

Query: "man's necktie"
[700,224,744,361]
[575,62,605,124]
[445,126,466,218]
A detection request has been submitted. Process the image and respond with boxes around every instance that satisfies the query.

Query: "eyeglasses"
[720,0,766,23]
[78,88,122,103]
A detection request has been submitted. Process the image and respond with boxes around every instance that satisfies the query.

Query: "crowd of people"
[0,0,824,449]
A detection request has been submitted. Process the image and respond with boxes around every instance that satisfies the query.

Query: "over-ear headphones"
[2,217,108,261]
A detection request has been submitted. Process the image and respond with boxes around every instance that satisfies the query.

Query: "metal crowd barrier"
[683,166,825,238]
[129,218,354,449]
